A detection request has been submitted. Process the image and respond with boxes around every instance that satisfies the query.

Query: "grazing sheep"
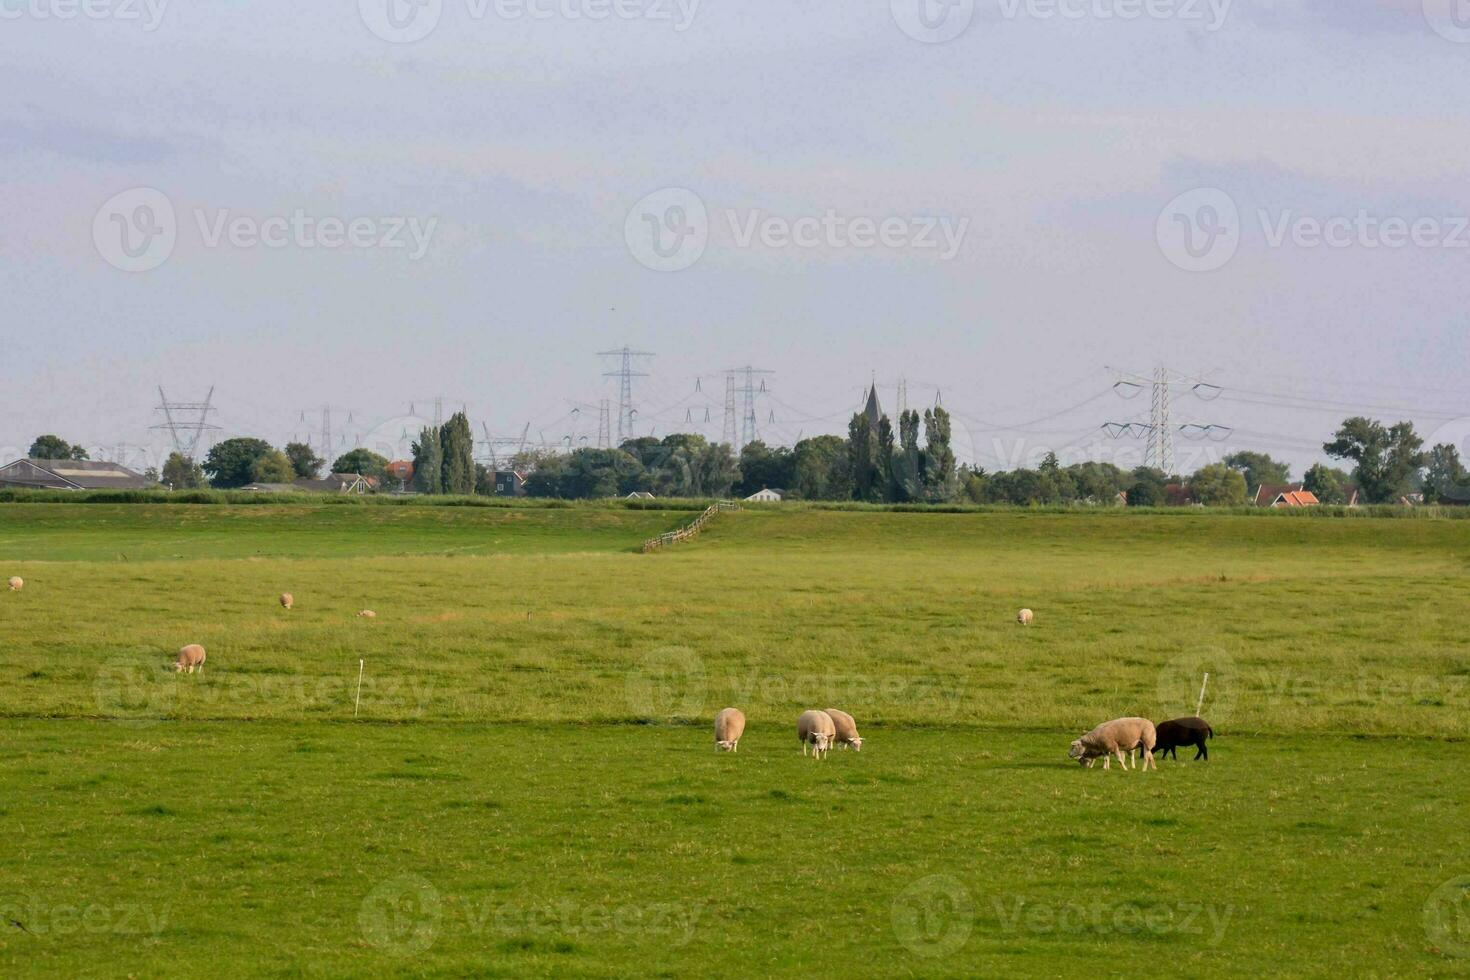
[797,710,836,759]
[357,610,376,619]
[279,593,294,610]
[1154,717,1214,761]
[173,644,207,674]
[1017,608,1034,626]
[6,577,22,592]
[714,708,746,752]
[1068,717,1157,771]
[824,708,863,751]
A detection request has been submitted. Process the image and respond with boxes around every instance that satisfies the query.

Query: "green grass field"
[2,503,1468,976]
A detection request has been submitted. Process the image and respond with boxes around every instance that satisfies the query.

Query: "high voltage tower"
[408,397,468,428]
[152,386,219,460]
[478,421,531,469]
[597,399,611,449]
[1147,366,1174,472]
[599,347,654,443]
[296,406,358,460]
[1103,366,1230,473]
[722,373,738,448]
[725,365,774,451]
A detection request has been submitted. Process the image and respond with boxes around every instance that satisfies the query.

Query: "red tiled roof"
[1254,482,1298,505]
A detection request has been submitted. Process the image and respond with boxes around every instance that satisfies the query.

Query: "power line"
[949,389,1115,432]
[1218,387,1468,421]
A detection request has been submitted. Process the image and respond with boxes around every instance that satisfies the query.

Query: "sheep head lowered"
[824,708,863,751]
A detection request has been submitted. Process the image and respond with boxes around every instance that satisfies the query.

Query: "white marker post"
[355,659,365,718]
[1196,672,1209,718]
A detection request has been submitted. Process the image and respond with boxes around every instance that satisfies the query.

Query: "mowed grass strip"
[0,502,694,561]
[0,721,1464,978]
[1,507,1466,735]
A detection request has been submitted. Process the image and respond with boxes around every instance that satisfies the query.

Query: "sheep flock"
[58,590,1208,770]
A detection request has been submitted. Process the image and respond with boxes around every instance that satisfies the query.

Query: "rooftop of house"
[0,457,155,490]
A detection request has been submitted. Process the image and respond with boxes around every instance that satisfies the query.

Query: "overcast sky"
[3,0,1468,476]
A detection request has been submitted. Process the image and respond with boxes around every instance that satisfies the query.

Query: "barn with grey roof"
[0,458,155,490]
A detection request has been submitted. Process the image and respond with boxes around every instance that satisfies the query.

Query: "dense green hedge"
[0,489,701,511]
[0,487,1465,518]
[784,500,1470,518]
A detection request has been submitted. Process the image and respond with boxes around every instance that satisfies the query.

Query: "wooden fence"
[641,500,740,552]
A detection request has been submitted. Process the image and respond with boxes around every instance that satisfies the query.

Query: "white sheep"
[1068,717,1157,771]
[357,610,376,619]
[173,644,207,674]
[1017,608,1034,626]
[6,576,22,592]
[280,592,294,610]
[824,707,863,751]
[797,710,836,759]
[714,707,745,752]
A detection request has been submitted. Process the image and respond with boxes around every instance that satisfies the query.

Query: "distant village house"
[243,472,376,495]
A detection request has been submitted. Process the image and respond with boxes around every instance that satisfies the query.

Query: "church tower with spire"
[863,382,884,432]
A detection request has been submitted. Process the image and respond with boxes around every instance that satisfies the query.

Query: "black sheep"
[1153,717,1214,761]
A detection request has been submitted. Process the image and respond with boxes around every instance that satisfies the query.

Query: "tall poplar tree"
[440,412,476,494]
[412,426,443,495]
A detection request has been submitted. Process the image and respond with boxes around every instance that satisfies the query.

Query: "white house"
[745,488,783,503]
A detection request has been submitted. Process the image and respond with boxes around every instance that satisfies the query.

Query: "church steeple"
[863,383,883,429]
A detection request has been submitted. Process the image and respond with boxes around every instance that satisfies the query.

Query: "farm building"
[0,457,155,490]
[243,473,376,495]
[626,491,655,500]
[385,460,414,482]
[1163,483,1197,507]
[745,488,783,502]
[310,472,376,495]
[493,470,527,497]
[1253,483,1322,508]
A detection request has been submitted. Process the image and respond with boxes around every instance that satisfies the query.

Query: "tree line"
[19,410,1467,504]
